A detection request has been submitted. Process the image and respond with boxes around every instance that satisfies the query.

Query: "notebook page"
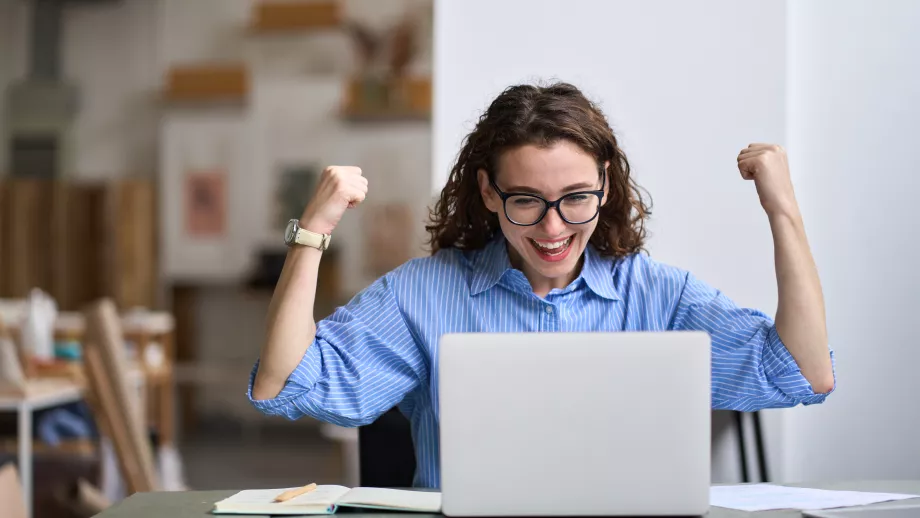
[213,486,351,515]
[337,487,442,512]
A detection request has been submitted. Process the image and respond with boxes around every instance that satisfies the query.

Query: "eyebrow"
[502,181,597,195]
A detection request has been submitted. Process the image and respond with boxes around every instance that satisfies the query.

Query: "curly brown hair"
[426,81,651,258]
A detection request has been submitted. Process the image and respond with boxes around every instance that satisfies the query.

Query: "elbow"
[809,371,835,395]
[251,369,286,401]
[810,346,835,395]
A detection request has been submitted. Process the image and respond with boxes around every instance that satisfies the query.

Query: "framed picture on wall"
[184,170,227,237]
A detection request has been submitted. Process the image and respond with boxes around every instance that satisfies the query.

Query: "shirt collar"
[579,244,621,300]
[469,235,515,296]
[468,234,621,300]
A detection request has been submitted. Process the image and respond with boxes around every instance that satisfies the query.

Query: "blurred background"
[0,0,917,516]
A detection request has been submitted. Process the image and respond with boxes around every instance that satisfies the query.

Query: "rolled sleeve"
[247,343,324,416]
[763,325,836,405]
[246,273,428,427]
[669,271,835,411]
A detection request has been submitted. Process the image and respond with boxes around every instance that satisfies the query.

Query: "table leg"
[734,411,749,483]
[159,377,175,446]
[752,410,769,482]
[18,402,32,518]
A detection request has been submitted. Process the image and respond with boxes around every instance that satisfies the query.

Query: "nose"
[539,206,568,237]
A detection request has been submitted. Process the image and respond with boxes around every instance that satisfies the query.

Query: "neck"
[507,243,584,297]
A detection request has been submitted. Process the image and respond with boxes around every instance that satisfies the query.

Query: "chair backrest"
[358,407,416,487]
[83,298,159,493]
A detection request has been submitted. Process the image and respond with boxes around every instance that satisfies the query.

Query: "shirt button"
[545,305,554,314]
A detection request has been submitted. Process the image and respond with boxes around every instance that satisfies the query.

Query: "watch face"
[284,220,297,244]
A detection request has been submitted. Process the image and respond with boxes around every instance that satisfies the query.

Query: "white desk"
[0,379,84,518]
[0,370,146,518]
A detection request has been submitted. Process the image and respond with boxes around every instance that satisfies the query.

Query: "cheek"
[497,220,534,254]
[497,218,523,240]
[571,222,598,246]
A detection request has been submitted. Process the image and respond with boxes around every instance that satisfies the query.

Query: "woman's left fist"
[737,143,799,219]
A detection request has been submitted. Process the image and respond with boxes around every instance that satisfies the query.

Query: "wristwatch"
[284,219,331,251]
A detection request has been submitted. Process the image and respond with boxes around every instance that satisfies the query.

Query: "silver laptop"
[439,331,711,517]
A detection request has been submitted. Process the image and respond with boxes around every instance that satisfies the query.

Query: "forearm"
[770,209,834,393]
[251,245,323,400]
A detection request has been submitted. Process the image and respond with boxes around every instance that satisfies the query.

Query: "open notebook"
[212,485,442,515]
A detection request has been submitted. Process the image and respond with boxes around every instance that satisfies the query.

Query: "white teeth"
[531,236,572,252]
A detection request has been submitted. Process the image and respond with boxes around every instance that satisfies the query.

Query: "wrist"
[298,214,334,236]
[764,195,802,223]
[766,205,803,226]
[767,208,806,240]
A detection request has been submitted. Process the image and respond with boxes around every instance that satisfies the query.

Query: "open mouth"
[528,235,574,262]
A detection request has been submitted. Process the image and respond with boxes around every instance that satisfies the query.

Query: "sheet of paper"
[337,487,442,512]
[711,484,920,512]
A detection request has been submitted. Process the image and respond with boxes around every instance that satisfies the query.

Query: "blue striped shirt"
[249,234,834,488]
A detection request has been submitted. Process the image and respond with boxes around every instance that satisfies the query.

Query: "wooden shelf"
[341,76,431,122]
[248,1,340,33]
[340,108,430,123]
[163,64,249,103]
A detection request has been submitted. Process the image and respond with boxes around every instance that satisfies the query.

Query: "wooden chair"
[82,299,159,494]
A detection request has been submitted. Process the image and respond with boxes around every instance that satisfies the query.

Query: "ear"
[478,168,501,213]
[601,160,611,206]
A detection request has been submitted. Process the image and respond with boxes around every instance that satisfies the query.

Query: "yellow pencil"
[274,483,318,503]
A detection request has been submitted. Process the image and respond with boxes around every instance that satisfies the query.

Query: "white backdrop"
[433,0,920,482]
[782,0,920,481]
[433,0,787,482]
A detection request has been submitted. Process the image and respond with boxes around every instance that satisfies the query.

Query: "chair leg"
[752,411,769,482]
[735,411,749,483]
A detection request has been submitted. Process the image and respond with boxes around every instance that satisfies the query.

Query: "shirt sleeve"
[247,272,428,427]
[668,271,835,411]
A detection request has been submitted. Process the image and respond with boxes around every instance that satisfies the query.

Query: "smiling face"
[479,140,608,297]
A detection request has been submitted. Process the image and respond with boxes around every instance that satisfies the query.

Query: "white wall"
[63,0,160,179]
[783,0,920,481]
[0,0,160,178]
[434,0,788,482]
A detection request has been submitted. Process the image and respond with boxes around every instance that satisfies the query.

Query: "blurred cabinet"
[0,178,157,310]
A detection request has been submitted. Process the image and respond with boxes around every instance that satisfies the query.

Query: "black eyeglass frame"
[488,167,607,226]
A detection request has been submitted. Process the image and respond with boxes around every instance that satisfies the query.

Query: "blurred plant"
[344,6,423,79]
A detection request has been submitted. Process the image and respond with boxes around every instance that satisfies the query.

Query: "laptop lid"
[439,331,711,517]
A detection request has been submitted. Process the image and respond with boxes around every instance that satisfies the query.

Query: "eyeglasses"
[489,171,606,226]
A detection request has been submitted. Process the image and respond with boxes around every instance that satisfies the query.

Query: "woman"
[249,82,835,488]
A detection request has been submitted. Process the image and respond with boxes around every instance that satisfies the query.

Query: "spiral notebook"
[212,485,441,515]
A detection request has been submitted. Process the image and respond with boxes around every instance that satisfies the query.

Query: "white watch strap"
[295,227,331,250]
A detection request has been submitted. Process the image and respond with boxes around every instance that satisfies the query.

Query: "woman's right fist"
[299,166,368,235]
